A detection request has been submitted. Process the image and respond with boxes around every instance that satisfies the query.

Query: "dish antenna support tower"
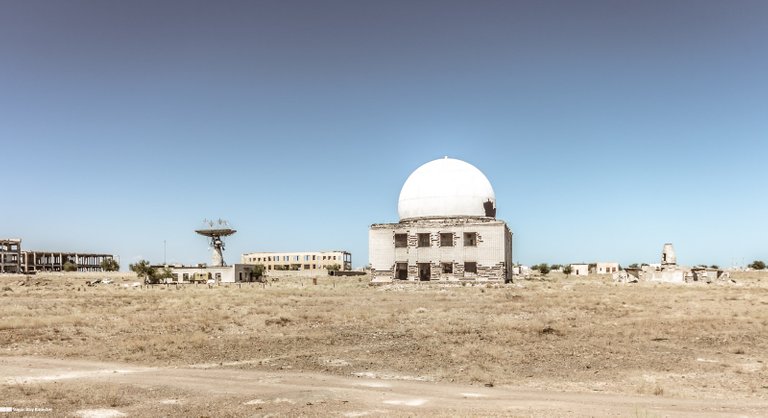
[195,219,237,267]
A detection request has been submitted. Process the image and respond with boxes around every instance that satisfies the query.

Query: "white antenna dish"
[195,218,237,267]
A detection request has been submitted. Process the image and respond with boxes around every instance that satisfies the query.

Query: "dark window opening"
[417,233,431,247]
[395,233,408,248]
[464,262,477,274]
[463,232,477,247]
[441,262,453,274]
[440,233,453,247]
[418,263,431,281]
[396,262,408,280]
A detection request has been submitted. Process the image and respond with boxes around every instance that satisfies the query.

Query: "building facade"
[21,251,115,272]
[241,251,352,272]
[370,218,512,282]
[160,264,258,284]
[595,262,620,274]
[369,157,513,283]
[0,239,22,273]
[1,238,115,273]
[570,264,589,276]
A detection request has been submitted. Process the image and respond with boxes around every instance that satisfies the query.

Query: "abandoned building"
[0,238,115,273]
[155,263,259,284]
[619,243,728,283]
[241,250,352,272]
[1,239,22,273]
[369,157,513,283]
[570,264,589,276]
[595,262,620,274]
[621,243,684,283]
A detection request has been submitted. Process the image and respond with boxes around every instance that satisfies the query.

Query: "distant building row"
[241,250,352,272]
[0,238,115,273]
[146,250,354,285]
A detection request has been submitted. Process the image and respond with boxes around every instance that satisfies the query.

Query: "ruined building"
[369,157,513,283]
[0,238,115,273]
[0,239,22,273]
[620,243,728,283]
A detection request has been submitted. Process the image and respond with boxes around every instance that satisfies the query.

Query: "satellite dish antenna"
[195,218,237,267]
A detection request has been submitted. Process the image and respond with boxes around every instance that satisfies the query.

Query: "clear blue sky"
[2,0,766,269]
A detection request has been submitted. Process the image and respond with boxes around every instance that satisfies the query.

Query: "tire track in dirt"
[2,356,766,417]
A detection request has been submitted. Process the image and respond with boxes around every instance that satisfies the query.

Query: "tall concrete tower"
[661,243,677,266]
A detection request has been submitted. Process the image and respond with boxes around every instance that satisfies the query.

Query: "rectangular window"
[304,255,309,261]
[463,232,477,247]
[441,262,453,274]
[395,262,408,280]
[464,262,477,274]
[440,233,453,247]
[394,233,408,248]
[312,255,316,260]
[417,233,431,247]
[303,264,310,269]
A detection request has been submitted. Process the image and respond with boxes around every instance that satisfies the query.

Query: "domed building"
[369,157,513,283]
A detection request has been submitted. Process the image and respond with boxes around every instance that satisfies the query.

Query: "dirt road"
[2,356,766,417]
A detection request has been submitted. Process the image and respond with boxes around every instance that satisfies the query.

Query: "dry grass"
[1,271,767,400]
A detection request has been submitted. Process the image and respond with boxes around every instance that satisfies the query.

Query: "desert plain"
[1,271,767,417]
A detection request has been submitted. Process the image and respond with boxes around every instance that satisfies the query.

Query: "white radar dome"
[398,157,496,221]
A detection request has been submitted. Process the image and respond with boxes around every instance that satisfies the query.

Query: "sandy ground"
[2,356,767,417]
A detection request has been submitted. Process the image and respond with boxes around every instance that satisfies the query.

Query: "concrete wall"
[167,264,256,283]
[369,218,512,283]
[648,269,685,283]
[571,264,589,276]
[596,262,620,274]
